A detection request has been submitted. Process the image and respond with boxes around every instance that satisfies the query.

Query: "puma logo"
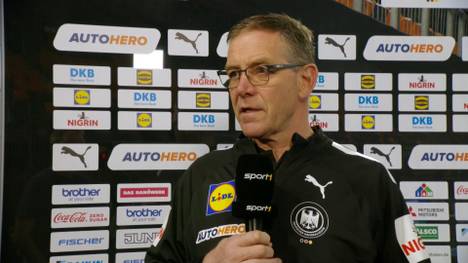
[61,146,92,168]
[305,175,333,199]
[370,146,395,167]
[175,32,202,53]
[324,37,350,58]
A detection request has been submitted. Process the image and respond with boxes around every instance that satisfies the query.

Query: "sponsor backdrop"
[2,0,467,262]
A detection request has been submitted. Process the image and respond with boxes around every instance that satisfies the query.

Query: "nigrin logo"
[175,32,202,54]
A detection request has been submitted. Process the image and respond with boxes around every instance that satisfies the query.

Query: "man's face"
[226,30,305,139]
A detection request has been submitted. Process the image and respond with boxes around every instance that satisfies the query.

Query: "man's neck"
[253,127,313,161]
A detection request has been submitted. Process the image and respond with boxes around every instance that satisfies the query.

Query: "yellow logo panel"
[137,70,153,85]
[74,90,90,105]
[361,75,375,89]
[196,93,211,108]
[206,180,235,215]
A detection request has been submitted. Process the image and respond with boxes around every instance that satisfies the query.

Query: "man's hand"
[203,231,282,263]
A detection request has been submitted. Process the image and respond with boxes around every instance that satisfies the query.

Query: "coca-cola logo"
[53,212,108,224]
[457,185,468,195]
[53,212,87,223]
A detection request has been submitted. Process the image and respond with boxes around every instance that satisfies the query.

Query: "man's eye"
[227,70,239,79]
[253,66,269,75]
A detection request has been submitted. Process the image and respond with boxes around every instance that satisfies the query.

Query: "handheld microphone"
[232,154,274,231]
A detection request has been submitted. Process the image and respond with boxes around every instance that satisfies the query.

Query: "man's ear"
[298,63,318,100]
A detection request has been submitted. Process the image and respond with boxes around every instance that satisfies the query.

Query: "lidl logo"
[137,70,153,85]
[361,115,375,129]
[415,96,429,110]
[415,184,433,198]
[196,93,211,108]
[137,112,152,128]
[74,90,90,105]
[416,225,439,240]
[309,95,322,109]
[361,75,375,89]
[206,180,235,216]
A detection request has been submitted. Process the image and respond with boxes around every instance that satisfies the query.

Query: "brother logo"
[62,188,101,197]
[244,173,273,181]
[70,68,95,78]
[127,208,162,217]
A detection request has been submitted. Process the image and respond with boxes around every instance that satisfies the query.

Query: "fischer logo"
[50,230,109,252]
[196,224,246,244]
[364,36,455,61]
[244,173,272,181]
[246,205,272,212]
[53,24,160,54]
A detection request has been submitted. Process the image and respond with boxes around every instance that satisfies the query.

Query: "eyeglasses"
[217,63,305,89]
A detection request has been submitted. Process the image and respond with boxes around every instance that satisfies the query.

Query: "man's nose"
[236,71,255,94]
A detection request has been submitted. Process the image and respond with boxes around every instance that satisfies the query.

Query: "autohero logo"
[196,93,211,108]
[408,145,468,170]
[361,115,376,129]
[54,24,160,54]
[196,224,246,244]
[107,144,209,170]
[414,96,429,110]
[361,75,375,89]
[364,36,455,61]
[206,180,236,216]
[136,69,153,85]
[308,95,321,109]
[244,173,272,181]
[290,202,329,245]
[74,90,91,105]
[136,112,152,128]
[52,184,110,205]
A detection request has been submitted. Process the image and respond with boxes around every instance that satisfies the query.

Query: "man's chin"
[239,125,265,139]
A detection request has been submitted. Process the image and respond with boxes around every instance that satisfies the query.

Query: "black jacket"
[145,127,430,263]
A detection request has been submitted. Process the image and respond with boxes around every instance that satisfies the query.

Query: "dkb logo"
[70,68,94,78]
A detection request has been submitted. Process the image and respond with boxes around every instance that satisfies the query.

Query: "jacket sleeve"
[374,166,431,263]
[145,168,192,263]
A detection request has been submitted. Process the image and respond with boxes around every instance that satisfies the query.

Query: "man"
[145,14,430,263]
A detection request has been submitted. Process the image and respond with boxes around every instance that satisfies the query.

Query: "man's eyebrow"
[224,60,269,70]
